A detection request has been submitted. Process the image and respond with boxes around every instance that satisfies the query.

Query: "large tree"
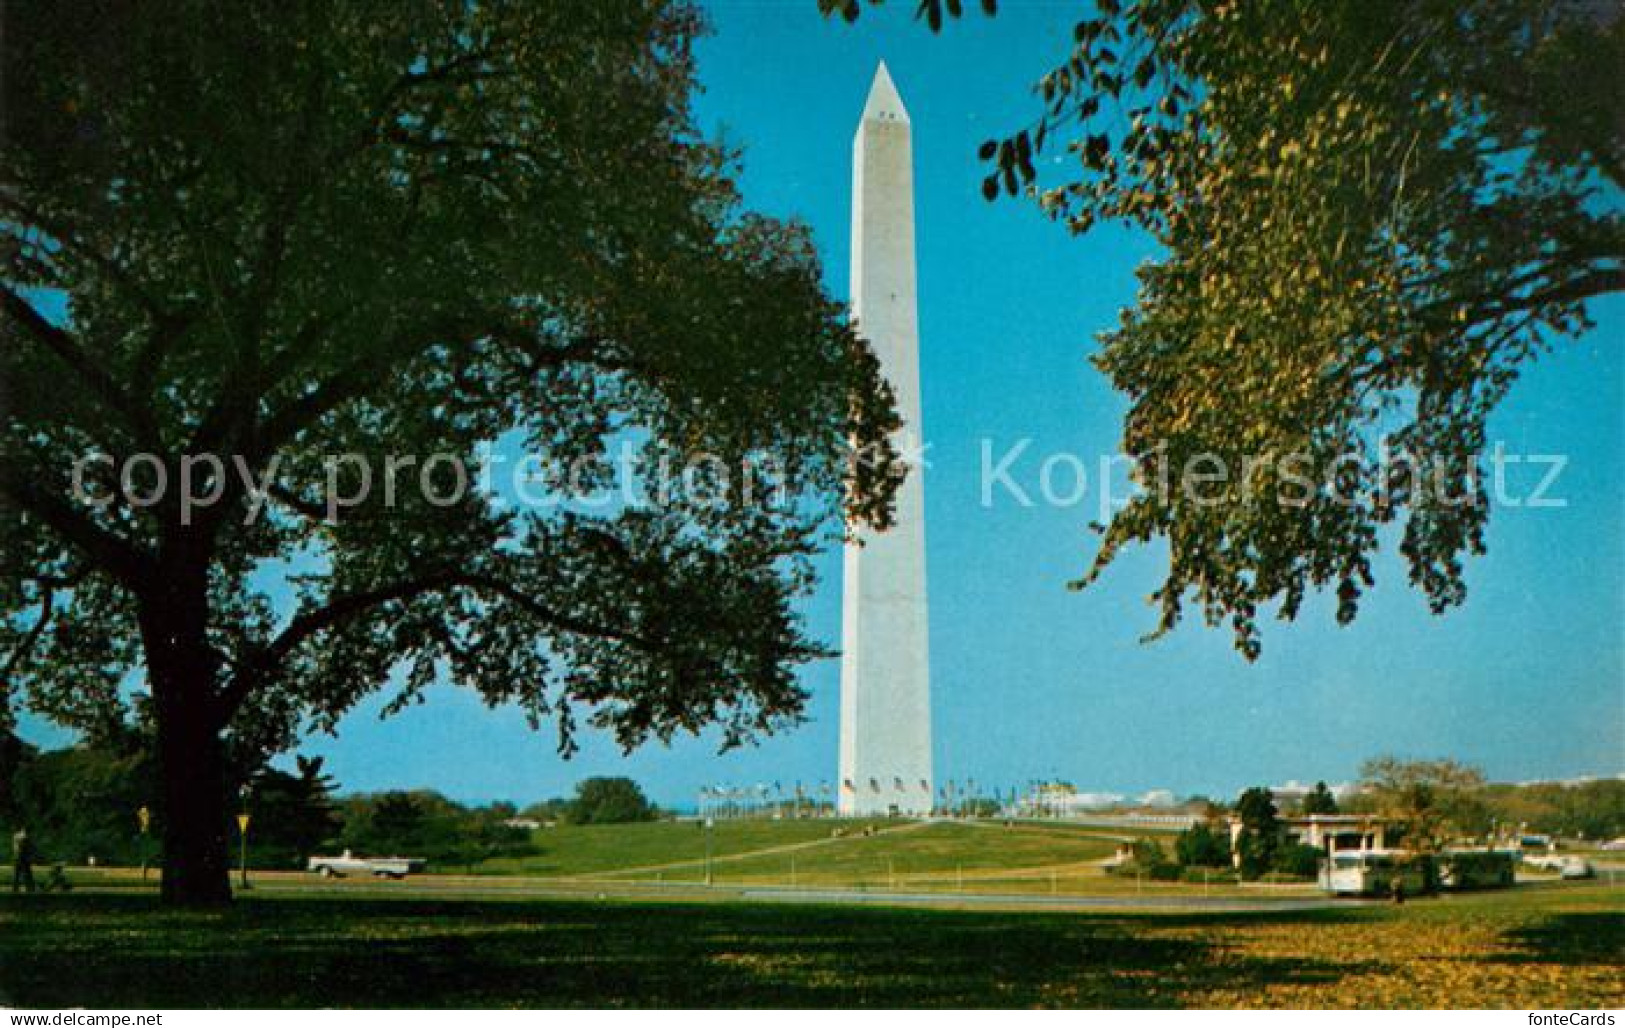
[1301,780,1339,816]
[1357,756,1487,854]
[2,0,902,904]
[1232,785,1280,878]
[566,776,658,825]
[836,0,1623,657]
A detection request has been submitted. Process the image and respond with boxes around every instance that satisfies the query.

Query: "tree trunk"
[154,689,234,906]
[143,576,235,908]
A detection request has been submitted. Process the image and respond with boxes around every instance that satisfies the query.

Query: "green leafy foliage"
[1301,781,1339,815]
[1233,786,1280,879]
[1272,842,1322,879]
[1357,756,1488,853]
[242,756,342,869]
[1173,821,1230,868]
[4,735,155,867]
[3,0,904,902]
[336,791,535,871]
[566,776,659,825]
[1475,778,1625,840]
[843,0,1624,656]
[1110,835,1180,880]
[1058,1,1625,657]
[817,0,997,30]
[1,734,342,870]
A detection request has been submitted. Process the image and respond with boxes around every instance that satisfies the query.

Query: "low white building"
[1228,813,1391,853]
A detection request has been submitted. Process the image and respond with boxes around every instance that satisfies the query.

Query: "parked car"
[307,850,426,879]
[1522,854,1594,879]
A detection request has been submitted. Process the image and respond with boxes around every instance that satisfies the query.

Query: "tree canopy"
[336,790,533,870]
[3,0,902,903]
[837,0,1623,657]
[1232,785,1279,877]
[1301,780,1339,815]
[1173,821,1230,868]
[567,776,659,825]
[1358,755,1488,853]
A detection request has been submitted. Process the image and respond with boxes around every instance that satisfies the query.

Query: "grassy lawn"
[707,821,1121,886]
[1,883,1619,1008]
[469,817,898,877]
[13,819,1284,898]
[474,818,1137,890]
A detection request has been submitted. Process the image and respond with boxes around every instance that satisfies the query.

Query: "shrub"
[1108,837,1180,880]
[1175,823,1231,868]
[1439,850,1515,889]
[1235,832,1276,880]
[1272,842,1323,879]
[1147,860,1182,881]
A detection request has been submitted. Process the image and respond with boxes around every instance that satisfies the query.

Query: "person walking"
[11,827,37,894]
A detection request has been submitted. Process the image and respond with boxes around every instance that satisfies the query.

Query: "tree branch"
[3,284,165,451]
[252,319,626,460]
[215,569,653,721]
[0,461,154,588]
[2,581,59,685]
[0,195,172,324]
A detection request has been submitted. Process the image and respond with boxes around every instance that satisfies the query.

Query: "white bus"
[1318,850,1427,896]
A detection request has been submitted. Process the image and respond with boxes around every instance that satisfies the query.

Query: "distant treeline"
[5,734,1619,870]
[0,733,657,870]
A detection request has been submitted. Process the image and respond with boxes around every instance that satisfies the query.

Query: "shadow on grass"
[0,892,1356,1008]
[1496,912,1625,967]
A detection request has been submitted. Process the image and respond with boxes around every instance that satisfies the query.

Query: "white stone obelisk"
[839,62,933,817]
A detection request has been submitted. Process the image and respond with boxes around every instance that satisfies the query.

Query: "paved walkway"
[735,886,1369,913]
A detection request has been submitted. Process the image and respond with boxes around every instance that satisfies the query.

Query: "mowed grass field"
[1,882,1619,1008]
[468,817,898,877]
[470,817,1189,894]
[707,821,1119,885]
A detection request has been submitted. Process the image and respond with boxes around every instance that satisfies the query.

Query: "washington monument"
[839,63,933,817]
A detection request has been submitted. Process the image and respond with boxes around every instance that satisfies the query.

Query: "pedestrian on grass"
[11,827,37,894]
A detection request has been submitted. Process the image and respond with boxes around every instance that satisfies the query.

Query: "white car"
[307,850,426,879]
[1523,854,1594,879]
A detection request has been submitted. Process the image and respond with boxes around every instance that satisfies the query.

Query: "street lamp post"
[704,817,714,886]
[236,784,253,891]
[136,806,151,881]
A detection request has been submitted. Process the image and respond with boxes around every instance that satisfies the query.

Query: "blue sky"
[20,1,1624,806]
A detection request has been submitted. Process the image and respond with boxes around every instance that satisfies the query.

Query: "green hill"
[472,817,1127,887]
[711,821,1121,887]
[471,817,895,877]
